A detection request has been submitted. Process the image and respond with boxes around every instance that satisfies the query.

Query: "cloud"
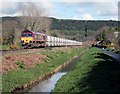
[0,1,56,17]
[1,2,22,16]
[82,13,94,20]
[110,17,118,20]
[59,2,118,20]
[36,0,56,17]
[76,2,117,16]
[94,2,118,16]
[71,16,80,20]
[70,14,94,20]
[0,0,119,20]
[62,0,119,3]
[0,2,2,17]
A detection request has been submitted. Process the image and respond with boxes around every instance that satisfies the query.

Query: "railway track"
[1,48,34,56]
[1,46,83,56]
[1,47,58,55]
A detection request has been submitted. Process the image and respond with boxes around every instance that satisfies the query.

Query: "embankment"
[52,47,120,93]
[2,47,85,93]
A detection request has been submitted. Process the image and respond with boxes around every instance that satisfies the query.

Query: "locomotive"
[21,30,82,48]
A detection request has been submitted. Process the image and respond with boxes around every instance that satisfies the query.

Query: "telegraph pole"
[85,20,88,38]
[84,20,88,44]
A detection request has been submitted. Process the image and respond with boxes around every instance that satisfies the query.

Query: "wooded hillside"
[1,16,119,45]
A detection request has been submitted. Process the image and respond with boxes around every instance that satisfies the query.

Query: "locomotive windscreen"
[22,33,26,37]
[28,33,32,37]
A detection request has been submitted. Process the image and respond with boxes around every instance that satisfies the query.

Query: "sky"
[0,0,120,20]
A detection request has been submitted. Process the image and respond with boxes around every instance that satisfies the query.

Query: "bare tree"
[20,2,51,33]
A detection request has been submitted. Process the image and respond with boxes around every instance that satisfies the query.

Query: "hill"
[50,17,118,31]
[2,16,119,31]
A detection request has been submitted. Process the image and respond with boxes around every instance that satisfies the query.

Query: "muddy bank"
[11,52,84,93]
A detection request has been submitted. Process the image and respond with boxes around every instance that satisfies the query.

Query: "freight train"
[21,30,82,48]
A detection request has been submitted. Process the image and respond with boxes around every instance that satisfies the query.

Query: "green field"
[52,48,120,93]
[2,47,84,92]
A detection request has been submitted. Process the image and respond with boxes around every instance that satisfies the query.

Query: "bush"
[16,61,25,69]
[9,44,18,50]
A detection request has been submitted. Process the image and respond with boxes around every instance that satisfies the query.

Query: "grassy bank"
[2,47,84,92]
[0,43,22,50]
[0,45,10,50]
[105,47,120,55]
[52,47,120,93]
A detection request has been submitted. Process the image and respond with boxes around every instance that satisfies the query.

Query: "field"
[52,47,120,93]
[2,47,85,92]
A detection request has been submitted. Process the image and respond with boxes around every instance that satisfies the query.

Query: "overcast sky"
[0,0,120,20]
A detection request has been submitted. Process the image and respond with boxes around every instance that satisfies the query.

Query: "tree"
[117,33,120,47]
[7,28,15,44]
[2,20,17,45]
[51,32,58,37]
[20,2,51,33]
[96,30,106,42]
[95,26,109,42]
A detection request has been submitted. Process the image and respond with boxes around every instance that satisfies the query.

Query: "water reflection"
[29,72,66,93]
[101,48,120,62]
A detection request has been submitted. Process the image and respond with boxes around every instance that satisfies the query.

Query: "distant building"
[114,32,119,38]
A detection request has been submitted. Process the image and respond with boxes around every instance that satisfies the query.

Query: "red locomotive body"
[21,30,46,48]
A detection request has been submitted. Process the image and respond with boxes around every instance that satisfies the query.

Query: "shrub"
[16,61,25,69]
[10,44,18,50]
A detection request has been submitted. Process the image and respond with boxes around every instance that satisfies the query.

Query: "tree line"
[50,18,118,31]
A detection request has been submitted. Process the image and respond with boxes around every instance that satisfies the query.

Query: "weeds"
[16,61,25,69]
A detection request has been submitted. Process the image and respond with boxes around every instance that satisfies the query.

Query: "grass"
[0,74,2,93]
[16,42,22,49]
[0,42,22,50]
[0,45,10,50]
[116,50,120,54]
[52,47,120,93]
[105,48,120,55]
[2,47,85,92]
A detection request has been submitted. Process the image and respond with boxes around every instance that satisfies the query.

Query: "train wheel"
[23,46,27,49]
[28,44,33,49]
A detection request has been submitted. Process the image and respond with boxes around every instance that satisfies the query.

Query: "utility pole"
[84,20,88,45]
[85,20,88,38]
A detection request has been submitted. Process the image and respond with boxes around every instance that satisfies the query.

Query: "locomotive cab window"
[22,33,26,37]
[28,33,32,37]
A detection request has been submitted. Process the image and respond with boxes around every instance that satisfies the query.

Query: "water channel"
[100,48,120,62]
[29,56,80,93]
